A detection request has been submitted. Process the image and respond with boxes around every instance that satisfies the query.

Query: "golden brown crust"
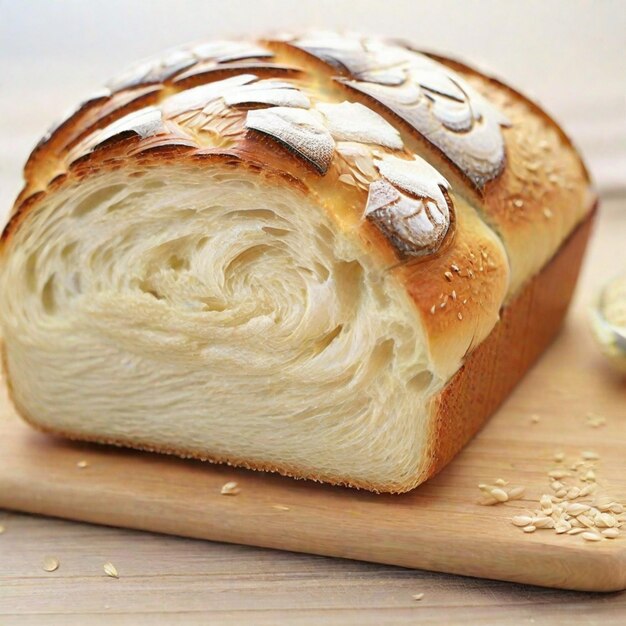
[423,208,595,481]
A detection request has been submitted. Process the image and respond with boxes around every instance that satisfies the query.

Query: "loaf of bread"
[0,32,595,492]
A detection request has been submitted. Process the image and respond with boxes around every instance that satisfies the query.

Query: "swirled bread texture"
[0,32,594,492]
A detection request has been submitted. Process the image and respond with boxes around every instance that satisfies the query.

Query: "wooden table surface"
[0,196,623,624]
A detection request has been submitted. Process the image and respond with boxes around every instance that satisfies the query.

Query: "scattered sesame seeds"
[530,414,540,424]
[451,290,457,301]
[412,593,424,601]
[272,504,290,511]
[430,304,436,315]
[77,460,89,469]
[510,451,623,544]
[451,264,460,273]
[103,562,119,578]
[543,208,553,219]
[42,556,59,572]
[513,198,524,208]
[457,312,463,321]
[444,271,453,282]
[220,481,240,496]
[478,482,525,505]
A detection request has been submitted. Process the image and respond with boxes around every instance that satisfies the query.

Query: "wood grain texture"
[0,199,625,622]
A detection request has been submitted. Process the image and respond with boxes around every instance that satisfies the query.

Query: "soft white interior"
[0,165,440,488]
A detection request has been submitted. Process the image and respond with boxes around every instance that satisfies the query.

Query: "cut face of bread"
[1,164,444,490]
[0,32,594,492]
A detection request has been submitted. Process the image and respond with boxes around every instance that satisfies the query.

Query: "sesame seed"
[507,486,525,500]
[412,593,424,601]
[578,514,595,528]
[597,513,617,528]
[451,264,460,273]
[523,525,536,533]
[430,305,436,315]
[602,528,619,538]
[444,271,453,281]
[566,504,590,516]
[530,414,540,424]
[272,504,290,511]
[513,198,524,208]
[481,250,488,259]
[495,478,507,486]
[567,528,586,535]
[581,532,602,542]
[582,451,599,460]
[103,562,119,578]
[579,484,596,497]
[543,208,553,219]
[548,173,559,183]
[582,469,596,482]
[566,487,581,500]
[451,290,457,301]
[220,481,240,495]
[77,460,88,469]
[457,312,463,321]
[43,556,59,572]
[533,516,555,529]
[586,413,606,428]
[512,515,533,527]
[490,487,508,502]
[553,452,565,463]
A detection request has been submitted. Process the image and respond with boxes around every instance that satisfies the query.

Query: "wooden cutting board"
[0,294,624,592]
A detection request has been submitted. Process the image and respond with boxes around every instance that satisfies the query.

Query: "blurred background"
[0,0,624,218]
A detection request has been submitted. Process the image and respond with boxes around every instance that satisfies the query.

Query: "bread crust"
[0,33,596,492]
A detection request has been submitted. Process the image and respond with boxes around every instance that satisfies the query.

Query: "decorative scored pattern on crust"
[283,32,510,189]
[106,41,275,92]
[30,57,457,259]
[13,34,527,260]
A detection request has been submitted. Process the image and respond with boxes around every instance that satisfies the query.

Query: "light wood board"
[1,288,625,592]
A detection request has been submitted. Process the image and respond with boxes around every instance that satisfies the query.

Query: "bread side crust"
[4,208,595,493]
